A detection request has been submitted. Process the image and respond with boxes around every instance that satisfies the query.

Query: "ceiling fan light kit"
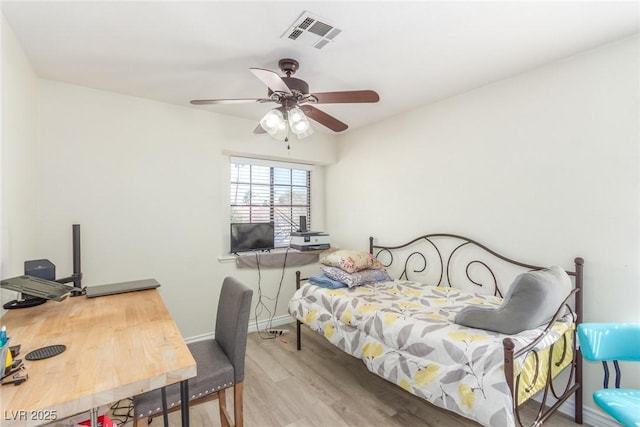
[260,109,288,141]
[260,109,285,134]
[287,106,313,136]
[259,106,313,142]
[190,57,379,142]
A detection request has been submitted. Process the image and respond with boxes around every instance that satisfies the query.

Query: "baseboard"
[532,395,613,427]
[577,403,613,427]
[247,314,296,334]
[185,314,295,344]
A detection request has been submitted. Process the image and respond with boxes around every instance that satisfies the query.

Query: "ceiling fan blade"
[308,90,379,104]
[250,68,293,95]
[302,105,348,132]
[253,123,266,134]
[190,98,271,105]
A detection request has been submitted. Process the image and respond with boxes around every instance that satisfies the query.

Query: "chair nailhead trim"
[138,384,236,419]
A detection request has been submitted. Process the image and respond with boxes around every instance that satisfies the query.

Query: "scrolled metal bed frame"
[294,233,583,426]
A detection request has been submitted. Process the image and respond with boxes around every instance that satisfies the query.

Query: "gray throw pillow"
[454,266,572,335]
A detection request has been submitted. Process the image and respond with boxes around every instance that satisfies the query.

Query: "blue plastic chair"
[577,323,640,427]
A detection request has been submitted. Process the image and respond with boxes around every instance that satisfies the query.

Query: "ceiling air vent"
[281,11,341,50]
[288,29,303,40]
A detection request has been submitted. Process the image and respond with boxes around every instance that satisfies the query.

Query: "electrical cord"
[109,398,133,426]
[251,248,290,340]
[268,248,289,331]
[252,251,272,339]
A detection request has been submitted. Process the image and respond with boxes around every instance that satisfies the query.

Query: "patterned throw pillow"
[320,250,384,273]
[321,266,392,288]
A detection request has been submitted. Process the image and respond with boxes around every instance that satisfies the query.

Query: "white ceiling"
[2,1,638,134]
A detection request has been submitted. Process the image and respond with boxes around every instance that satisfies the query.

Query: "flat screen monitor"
[230,222,275,253]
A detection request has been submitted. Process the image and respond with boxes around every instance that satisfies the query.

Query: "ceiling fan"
[190,58,379,140]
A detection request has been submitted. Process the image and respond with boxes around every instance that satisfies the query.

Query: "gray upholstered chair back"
[215,276,253,383]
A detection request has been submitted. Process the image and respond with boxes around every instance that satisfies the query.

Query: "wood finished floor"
[116,323,589,427]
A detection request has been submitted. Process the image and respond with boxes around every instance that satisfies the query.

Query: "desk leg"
[161,386,169,427]
[180,379,190,427]
[89,407,98,427]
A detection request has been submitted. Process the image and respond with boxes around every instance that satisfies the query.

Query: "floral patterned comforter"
[288,280,573,427]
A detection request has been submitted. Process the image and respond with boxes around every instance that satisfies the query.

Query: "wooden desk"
[1,289,196,427]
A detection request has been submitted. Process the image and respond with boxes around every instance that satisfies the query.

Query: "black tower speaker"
[3,224,82,309]
[19,259,56,304]
[299,216,307,232]
[25,259,55,281]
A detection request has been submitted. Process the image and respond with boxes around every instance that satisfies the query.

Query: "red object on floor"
[78,415,115,427]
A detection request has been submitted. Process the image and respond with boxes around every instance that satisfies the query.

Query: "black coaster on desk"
[25,344,66,360]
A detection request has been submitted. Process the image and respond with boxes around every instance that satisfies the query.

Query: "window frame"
[229,156,312,250]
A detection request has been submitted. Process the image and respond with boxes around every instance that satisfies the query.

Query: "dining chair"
[577,323,640,427]
[133,276,253,427]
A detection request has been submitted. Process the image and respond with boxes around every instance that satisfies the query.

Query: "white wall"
[326,35,640,417]
[1,14,40,310]
[33,79,336,338]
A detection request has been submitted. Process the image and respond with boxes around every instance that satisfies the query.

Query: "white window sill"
[218,255,236,264]
[218,248,331,268]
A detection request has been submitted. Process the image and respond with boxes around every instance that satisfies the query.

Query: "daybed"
[288,233,583,427]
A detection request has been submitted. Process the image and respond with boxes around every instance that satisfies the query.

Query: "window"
[230,157,311,248]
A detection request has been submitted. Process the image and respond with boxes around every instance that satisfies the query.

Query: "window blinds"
[230,157,311,247]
